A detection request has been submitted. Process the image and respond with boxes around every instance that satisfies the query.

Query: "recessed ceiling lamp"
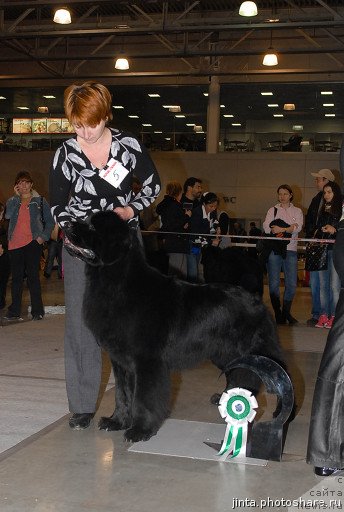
[0,96,6,100]
[17,106,29,110]
[53,8,71,24]
[273,114,284,118]
[232,123,242,126]
[169,106,181,113]
[263,30,278,66]
[115,56,129,70]
[223,114,234,118]
[283,103,295,111]
[193,125,203,132]
[268,104,279,107]
[323,103,334,107]
[37,106,49,113]
[261,92,273,96]
[239,1,258,17]
[321,91,333,95]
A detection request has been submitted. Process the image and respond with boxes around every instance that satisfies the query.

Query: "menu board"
[13,119,32,133]
[32,118,47,133]
[12,118,74,134]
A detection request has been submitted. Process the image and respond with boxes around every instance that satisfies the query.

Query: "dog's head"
[63,211,132,266]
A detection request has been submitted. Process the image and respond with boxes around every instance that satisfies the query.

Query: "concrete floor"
[0,274,339,512]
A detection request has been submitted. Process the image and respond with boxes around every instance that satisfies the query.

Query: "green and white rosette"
[217,387,258,460]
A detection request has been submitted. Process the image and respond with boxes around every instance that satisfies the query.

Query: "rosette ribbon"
[217,387,258,459]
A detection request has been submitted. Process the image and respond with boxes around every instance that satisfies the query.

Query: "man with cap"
[305,168,335,326]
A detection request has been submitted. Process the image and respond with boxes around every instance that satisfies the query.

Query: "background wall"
[0,151,340,231]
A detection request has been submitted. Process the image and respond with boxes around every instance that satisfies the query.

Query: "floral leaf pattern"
[50,128,161,227]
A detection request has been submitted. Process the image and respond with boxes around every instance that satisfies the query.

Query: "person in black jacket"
[305,168,335,326]
[156,181,191,279]
[0,202,10,310]
[312,181,342,329]
[188,192,220,282]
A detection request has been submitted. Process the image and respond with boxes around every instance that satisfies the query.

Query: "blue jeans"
[186,250,201,282]
[318,250,341,317]
[309,271,321,319]
[267,251,298,303]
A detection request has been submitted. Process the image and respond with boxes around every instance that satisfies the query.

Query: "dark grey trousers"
[63,248,102,413]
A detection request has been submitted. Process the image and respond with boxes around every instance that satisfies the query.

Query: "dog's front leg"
[124,360,170,443]
[98,361,134,431]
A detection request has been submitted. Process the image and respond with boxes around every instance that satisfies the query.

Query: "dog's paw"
[124,426,156,443]
[98,416,126,431]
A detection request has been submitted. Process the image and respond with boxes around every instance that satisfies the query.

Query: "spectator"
[156,181,191,279]
[181,177,202,210]
[305,168,335,326]
[263,184,303,325]
[188,192,220,282]
[282,133,303,152]
[0,202,10,310]
[313,181,342,329]
[5,171,54,321]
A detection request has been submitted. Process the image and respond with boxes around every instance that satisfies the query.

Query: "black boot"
[270,294,286,325]
[282,300,298,325]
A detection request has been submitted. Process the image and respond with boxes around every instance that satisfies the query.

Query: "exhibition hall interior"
[1,1,344,511]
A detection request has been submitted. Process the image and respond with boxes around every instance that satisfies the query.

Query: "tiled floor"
[0,275,337,512]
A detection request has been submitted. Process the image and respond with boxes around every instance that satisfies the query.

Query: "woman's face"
[323,185,334,204]
[278,188,292,205]
[205,201,218,214]
[16,179,32,196]
[73,119,107,144]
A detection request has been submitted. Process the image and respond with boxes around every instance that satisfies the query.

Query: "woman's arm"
[49,144,73,226]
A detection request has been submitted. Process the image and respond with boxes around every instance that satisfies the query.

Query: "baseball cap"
[310,168,335,181]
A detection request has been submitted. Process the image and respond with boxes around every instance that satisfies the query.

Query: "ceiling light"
[113,105,124,109]
[148,94,160,98]
[203,93,209,97]
[263,30,278,66]
[220,104,225,108]
[325,114,336,117]
[53,8,71,24]
[268,104,279,107]
[165,137,171,140]
[169,106,181,113]
[261,92,273,96]
[0,96,6,100]
[273,114,284,118]
[223,114,234,118]
[43,95,55,99]
[186,123,195,127]
[115,57,129,70]
[194,125,203,132]
[142,124,152,127]
[163,105,175,109]
[128,115,139,118]
[232,123,242,126]
[175,115,185,118]
[293,125,303,131]
[17,106,29,110]
[323,103,334,107]
[321,91,333,95]
[263,51,278,66]
[37,106,49,113]
[283,103,295,111]
[154,131,162,134]
[239,1,258,17]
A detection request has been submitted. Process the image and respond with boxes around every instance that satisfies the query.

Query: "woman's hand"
[14,185,20,196]
[113,206,134,221]
[36,236,44,245]
[322,224,336,235]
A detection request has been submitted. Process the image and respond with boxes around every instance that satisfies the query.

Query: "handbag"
[305,230,328,271]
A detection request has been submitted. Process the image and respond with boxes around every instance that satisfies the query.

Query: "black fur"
[201,245,264,296]
[64,211,284,443]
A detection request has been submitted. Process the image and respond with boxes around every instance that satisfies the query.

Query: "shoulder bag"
[305,230,328,271]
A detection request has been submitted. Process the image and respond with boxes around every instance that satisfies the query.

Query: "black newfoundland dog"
[64,211,284,443]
